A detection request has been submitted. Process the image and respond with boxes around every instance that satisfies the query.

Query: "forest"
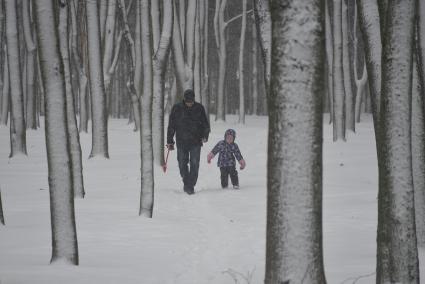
[0,0,425,283]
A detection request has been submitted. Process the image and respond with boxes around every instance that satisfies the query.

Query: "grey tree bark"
[265,0,326,282]
[102,0,117,98]
[238,0,247,124]
[251,19,258,116]
[342,0,354,132]
[34,0,79,265]
[332,0,346,141]
[215,0,227,121]
[376,0,419,282]
[152,0,173,167]
[253,0,271,93]
[412,49,425,248]
[0,188,4,225]
[0,45,9,126]
[22,0,36,130]
[5,0,27,157]
[118,0,140,131]
[356,0,382,129]
[59,0,85,199]
[415,0,425,248]
[325,0,333,123]
[86,0,109,158]
[139,0,154,218]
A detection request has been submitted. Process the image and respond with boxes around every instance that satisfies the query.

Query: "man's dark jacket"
[167,101,210,147]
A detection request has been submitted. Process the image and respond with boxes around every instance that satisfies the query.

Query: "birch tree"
[152,0,173,167]
[59,0,85,199]
[139,0,154,218]
[266,0,326,282]
[332,0,346,141]
[34,0,79,265]
[86,0,109,158]
[376,0,419,281]
[238,0,247,124]
[5,0,27,156]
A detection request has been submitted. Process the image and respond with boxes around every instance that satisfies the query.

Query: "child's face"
[225,134,234,144]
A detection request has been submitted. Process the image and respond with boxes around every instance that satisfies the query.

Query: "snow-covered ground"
[0,114,423,283]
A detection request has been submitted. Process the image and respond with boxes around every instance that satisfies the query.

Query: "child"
[207,129,246,189]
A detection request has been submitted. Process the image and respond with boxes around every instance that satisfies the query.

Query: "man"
[167,89,210,194]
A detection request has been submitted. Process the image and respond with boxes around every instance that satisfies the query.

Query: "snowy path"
[0,115,423,283]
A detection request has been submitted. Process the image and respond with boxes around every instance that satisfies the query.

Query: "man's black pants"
[220,166,238,188]
[177,144,201,194]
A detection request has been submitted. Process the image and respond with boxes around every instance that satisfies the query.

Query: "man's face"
[185,101,194,107]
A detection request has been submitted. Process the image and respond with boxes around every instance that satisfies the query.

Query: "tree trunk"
[253,0,271,93]
[356,0,381,129]
[238,0,247,124]
[194,1,201,103]
[201,0,209,119]
[0,45,9,126]
[102,0,117,98]
[215,0,227,121]
[0,188,4,225]
[252,19,258,115]
[416,0,425,248]
[5,0,27,157]
[34,0,79,265]
[171,0,190,92]
[325,0,333,124]
[118,0,140,132]
[266,0,326,282]
[376,0,419,282]
[332,0,346,141]
[59,0,85,199]
[152,0,173,167]
[86,0,109,158]
[342,0,354,132]
[139,0,154,218]
[22,0,37,130]
[185,0,196,89]
[412,49,425,248]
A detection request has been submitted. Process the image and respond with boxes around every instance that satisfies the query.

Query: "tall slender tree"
[5,0,27,157]
[86,0,109,158]
[376,0,419,282]
[58,0,85,199]
[22,0,37,130]
[152,0,173,167]
[265,0,326,282]
[332,0,346,141]
[33,0,79,265]
[238,0,247,124]
[139,0,154,218]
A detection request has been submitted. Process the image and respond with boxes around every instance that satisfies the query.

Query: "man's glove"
[239,159,246,170]
[166,144,175,151]
[207,152,214,164]
[202,138,208,143]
